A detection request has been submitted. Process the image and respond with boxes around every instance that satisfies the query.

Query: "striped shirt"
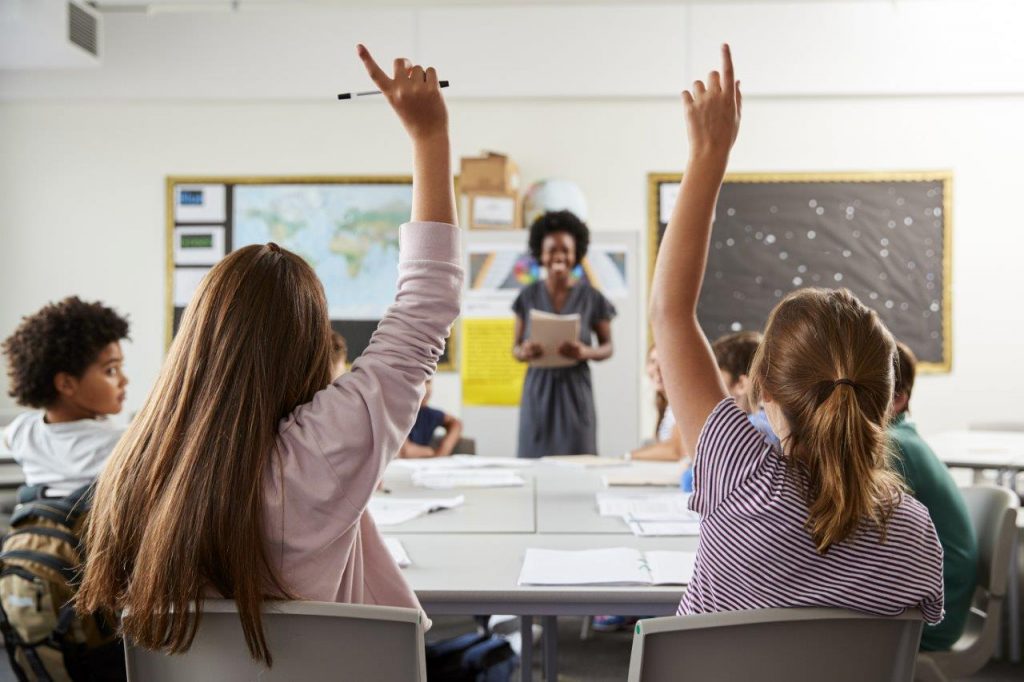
[679,399,944,623]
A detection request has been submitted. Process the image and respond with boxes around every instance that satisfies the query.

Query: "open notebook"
[517,548,696,586]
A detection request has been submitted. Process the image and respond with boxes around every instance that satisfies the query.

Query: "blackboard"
[648,172,952,372]
[166,176,455,370]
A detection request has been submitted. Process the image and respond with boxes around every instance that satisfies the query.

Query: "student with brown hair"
[711,330,778,448]
[890,341,978,650]
[76,45,461,666]
[629,345,685,462]
[650,44,942,621]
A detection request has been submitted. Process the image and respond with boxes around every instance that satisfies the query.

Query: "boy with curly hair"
[2,296,130,495]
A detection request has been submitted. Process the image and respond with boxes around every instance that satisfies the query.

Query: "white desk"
[930,431,1024,482]
[380,460,685,680]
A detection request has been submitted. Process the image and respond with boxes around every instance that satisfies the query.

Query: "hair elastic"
[833,378,857,389]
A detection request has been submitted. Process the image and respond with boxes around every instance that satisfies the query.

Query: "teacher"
[512,210,616,458]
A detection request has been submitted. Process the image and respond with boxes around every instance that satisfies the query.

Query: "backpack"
[426,629,518,682]
[0,484,126,682]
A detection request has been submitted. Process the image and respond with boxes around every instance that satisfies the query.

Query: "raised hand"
[682,44,742,161]
[356,44,448,142]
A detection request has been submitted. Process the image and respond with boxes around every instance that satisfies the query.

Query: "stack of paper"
[517,548,696,586]
[595,491,701,536]
[528,310,581,369]
[368,494,465,526]
[542,455,629,469]
[411,469,524,490]
[384,538,411,568]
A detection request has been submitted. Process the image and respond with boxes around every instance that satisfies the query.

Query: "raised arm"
[357,44,455,226]
[280,46,462,516]
[649,44,742,455]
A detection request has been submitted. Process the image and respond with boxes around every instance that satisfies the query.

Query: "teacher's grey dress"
[512,281,617,458]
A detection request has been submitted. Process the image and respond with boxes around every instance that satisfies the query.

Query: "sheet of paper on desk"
[384,538,411,568]
[368,494,465,526]
[390,455,528,471]
[411,468,524,489]
[528,310,581,369]
[543,455,629,469]
[601,469,683,487]
[645,551,697,585]
[596,491,694,520]
[627,519,700,537]
[518,548,649,586]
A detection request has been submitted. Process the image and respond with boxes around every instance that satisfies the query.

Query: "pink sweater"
[262,221,462,628]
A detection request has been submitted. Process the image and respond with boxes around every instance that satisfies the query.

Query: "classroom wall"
[1,1,1022,442]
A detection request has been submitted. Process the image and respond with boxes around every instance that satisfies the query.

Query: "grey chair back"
[915,484,1019,681]
[627,608,922,682]
[125,599,426,682]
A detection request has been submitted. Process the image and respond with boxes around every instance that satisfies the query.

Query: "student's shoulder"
[4,411,43,442]
[890,492,942,545]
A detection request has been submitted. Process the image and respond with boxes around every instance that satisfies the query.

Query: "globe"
[522,179,589,228]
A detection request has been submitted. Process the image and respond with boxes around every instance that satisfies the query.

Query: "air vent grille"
[67,2,98,57]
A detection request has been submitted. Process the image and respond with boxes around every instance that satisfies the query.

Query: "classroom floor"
[0,615,1020,680]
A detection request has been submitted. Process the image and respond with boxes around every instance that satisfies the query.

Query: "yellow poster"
[461,318,526,406]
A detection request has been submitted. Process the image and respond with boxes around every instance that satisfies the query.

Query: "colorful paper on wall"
[461,318,526,406]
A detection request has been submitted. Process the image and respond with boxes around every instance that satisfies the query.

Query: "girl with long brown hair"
[76,45,461,665]
[650,45,943,622]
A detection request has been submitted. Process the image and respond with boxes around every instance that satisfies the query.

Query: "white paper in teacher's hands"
[528,310,581,369]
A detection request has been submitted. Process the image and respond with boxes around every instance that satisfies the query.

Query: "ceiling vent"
[0,0,102,69]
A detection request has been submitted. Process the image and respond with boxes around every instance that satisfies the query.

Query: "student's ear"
[892,390,910,416]
[735,373,753,410]
[53,372,78,399]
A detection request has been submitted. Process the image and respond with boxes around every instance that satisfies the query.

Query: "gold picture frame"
[166,175,457,371]
[647,171,953,373]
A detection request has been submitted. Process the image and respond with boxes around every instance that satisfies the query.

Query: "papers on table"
[601,468,683,487]
[384,538,411,568]
[411,469,524,490]
[542,455,629,469]
[368,494,465,526]
[528,310,581,369]
[626,519,701,537]
[517,548,696,586]
[596,491,701,536]
[389,455,527,471]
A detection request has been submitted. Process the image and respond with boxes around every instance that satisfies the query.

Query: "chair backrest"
[125,600,426,682]
[627,608,922,682]
[960,485,1019,599]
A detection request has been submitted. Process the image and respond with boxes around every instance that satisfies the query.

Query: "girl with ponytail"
[650,45,943,622]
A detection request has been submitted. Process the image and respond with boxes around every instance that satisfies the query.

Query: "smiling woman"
[511,210,616,458]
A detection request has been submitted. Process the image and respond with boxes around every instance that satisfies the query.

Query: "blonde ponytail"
[750,288,903,553]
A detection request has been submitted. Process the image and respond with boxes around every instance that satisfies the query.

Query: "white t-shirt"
[657,405,677,443]
[3,411,124,495]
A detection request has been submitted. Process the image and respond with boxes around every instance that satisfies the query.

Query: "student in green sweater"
[890,341,978,650]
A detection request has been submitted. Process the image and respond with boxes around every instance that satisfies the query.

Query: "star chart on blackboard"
[651,173,951,370]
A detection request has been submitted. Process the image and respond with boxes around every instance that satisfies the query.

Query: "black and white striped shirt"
[679,399,944,623]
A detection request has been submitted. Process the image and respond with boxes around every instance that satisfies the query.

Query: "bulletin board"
[649,172,953,372]
[166,176,456,370]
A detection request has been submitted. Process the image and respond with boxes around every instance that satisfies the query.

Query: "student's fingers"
[410,65,426,83]
[357,44,390,90]
[425,66,439,86]
[393,57,413,79]
[722,43,735,88]
[693,80,706,96]
[735,80,743,115]
[708,70,721,92]
[681,90,694,107]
